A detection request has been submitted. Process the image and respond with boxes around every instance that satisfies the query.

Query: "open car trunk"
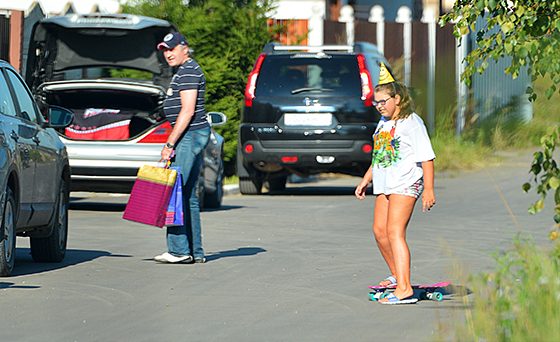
[38,81,166,141]
[26,14,175,92]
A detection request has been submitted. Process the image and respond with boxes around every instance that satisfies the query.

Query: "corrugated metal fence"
[0,14,9,61]
[471,16,532,122]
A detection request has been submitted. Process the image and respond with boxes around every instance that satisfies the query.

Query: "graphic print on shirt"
[372,125,400,168]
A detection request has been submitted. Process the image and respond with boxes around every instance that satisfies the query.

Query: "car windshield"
[255,55,361,97]
[53,67,153,81]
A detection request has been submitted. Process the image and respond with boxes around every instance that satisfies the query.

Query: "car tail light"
[361,143,373,153]
[244,54,266,107]
[281,156,298,164]
[138,121,172,143]
[244,143,254,154]
[357,54,374,107]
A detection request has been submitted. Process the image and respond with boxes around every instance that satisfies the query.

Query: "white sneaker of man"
[154,252,193,264]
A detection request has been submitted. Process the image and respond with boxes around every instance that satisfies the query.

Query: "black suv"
[238,42,388,194]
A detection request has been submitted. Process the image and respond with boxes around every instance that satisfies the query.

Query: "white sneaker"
[154,252,193,264]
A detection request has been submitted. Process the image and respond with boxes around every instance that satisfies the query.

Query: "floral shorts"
[393,178,424,198]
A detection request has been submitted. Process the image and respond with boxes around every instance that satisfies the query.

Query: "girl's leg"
[373,194,396,284]
[381,194,417,300]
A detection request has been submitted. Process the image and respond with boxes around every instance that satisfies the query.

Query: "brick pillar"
[9,10,23,72]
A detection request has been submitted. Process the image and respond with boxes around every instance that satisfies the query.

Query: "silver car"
[25,14,226,208]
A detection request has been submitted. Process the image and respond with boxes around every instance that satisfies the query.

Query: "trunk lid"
[26,14,175,92]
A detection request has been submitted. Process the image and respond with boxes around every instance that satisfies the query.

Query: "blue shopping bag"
[164,167,184,227]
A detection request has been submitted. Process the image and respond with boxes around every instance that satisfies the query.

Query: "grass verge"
[430,77,560,172]
[439,238,560,341]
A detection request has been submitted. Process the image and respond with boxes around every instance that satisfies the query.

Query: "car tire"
[204,160,224,209]
[237,146,262,195]
[267,176,287,192]
[30,179,69,263]
[239,177,263,195]
[0,188,17,276]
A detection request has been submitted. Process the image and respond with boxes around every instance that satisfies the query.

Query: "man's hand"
[160,146,173,162]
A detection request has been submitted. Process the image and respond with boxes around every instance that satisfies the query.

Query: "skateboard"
[368,281,451,302]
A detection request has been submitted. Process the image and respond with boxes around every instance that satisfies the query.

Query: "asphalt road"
[0,150,554,342]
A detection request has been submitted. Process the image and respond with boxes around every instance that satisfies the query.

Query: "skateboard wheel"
[380,292,390,299]
[433,292,444,301]
[369,292,378,301]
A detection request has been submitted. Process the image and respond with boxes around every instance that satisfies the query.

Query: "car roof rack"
[262,42,383,55]
[263,43,353,54]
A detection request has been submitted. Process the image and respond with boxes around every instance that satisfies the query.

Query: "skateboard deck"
[368,281,451,302]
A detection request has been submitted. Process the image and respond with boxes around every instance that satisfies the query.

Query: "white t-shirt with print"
[371,113,435,195]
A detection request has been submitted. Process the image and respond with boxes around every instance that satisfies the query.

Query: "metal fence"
[326,5,533,135]
[324,16,456,134]
[470,16,532,123]
[0,14,9,61]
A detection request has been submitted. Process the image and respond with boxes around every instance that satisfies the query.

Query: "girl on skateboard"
[355,64,436,304]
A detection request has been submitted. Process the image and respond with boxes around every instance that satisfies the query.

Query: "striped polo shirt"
[163,58,209,130]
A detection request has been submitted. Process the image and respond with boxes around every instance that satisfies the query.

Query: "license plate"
[284,113,333,126]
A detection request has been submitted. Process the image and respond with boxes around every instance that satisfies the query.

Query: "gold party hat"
[378,62,395,85]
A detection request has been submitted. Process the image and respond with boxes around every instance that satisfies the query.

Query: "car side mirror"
[207,111,227,127]
[47,106,74,128]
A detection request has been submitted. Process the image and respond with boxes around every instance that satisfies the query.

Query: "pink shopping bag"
[123,165,177,228]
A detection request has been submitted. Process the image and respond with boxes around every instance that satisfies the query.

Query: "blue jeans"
[167,127,210,257]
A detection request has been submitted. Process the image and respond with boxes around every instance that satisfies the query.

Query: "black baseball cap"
[157,32,188,50]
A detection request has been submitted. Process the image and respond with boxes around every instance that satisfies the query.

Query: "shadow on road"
[267,186,372,196]
[70,201,126,212]
[69,199,244,212]
[203,205,245,212]
[205,247,266,262]
[0,282,41,290]
[11,248,130,277]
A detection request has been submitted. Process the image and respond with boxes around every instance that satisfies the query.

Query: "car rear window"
[255,54,361,97]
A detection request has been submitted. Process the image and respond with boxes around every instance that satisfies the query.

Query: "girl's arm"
[355,165,373,200]
[421,159,435,212]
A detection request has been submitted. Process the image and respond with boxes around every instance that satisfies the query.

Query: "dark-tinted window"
[6,69,39,123]
[0,69,17,116]
[255,54,361,96]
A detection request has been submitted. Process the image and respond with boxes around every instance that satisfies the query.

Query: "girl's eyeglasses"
[373,97,393,107]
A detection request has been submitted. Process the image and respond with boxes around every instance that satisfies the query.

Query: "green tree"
[123,0,277,169]
[441,1,560,236]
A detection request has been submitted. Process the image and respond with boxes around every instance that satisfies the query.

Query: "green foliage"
[452,238,560,341]
[441,1,560,228]
[523,127,560,233]
[109,68,153,80]
[123,0,277,166]
[441,1,560,100]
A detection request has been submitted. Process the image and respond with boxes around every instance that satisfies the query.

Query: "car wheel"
[239,177,263,195]
[0,188,17,276]
[237,147,262,195]
[30,179,69,262]
[267,176,287,192]
[204,169,223,208]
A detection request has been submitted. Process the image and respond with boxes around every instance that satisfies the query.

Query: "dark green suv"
[238,42,388,194]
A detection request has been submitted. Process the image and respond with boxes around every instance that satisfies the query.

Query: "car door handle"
[10,131,19,142]
[32,136,40,144]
